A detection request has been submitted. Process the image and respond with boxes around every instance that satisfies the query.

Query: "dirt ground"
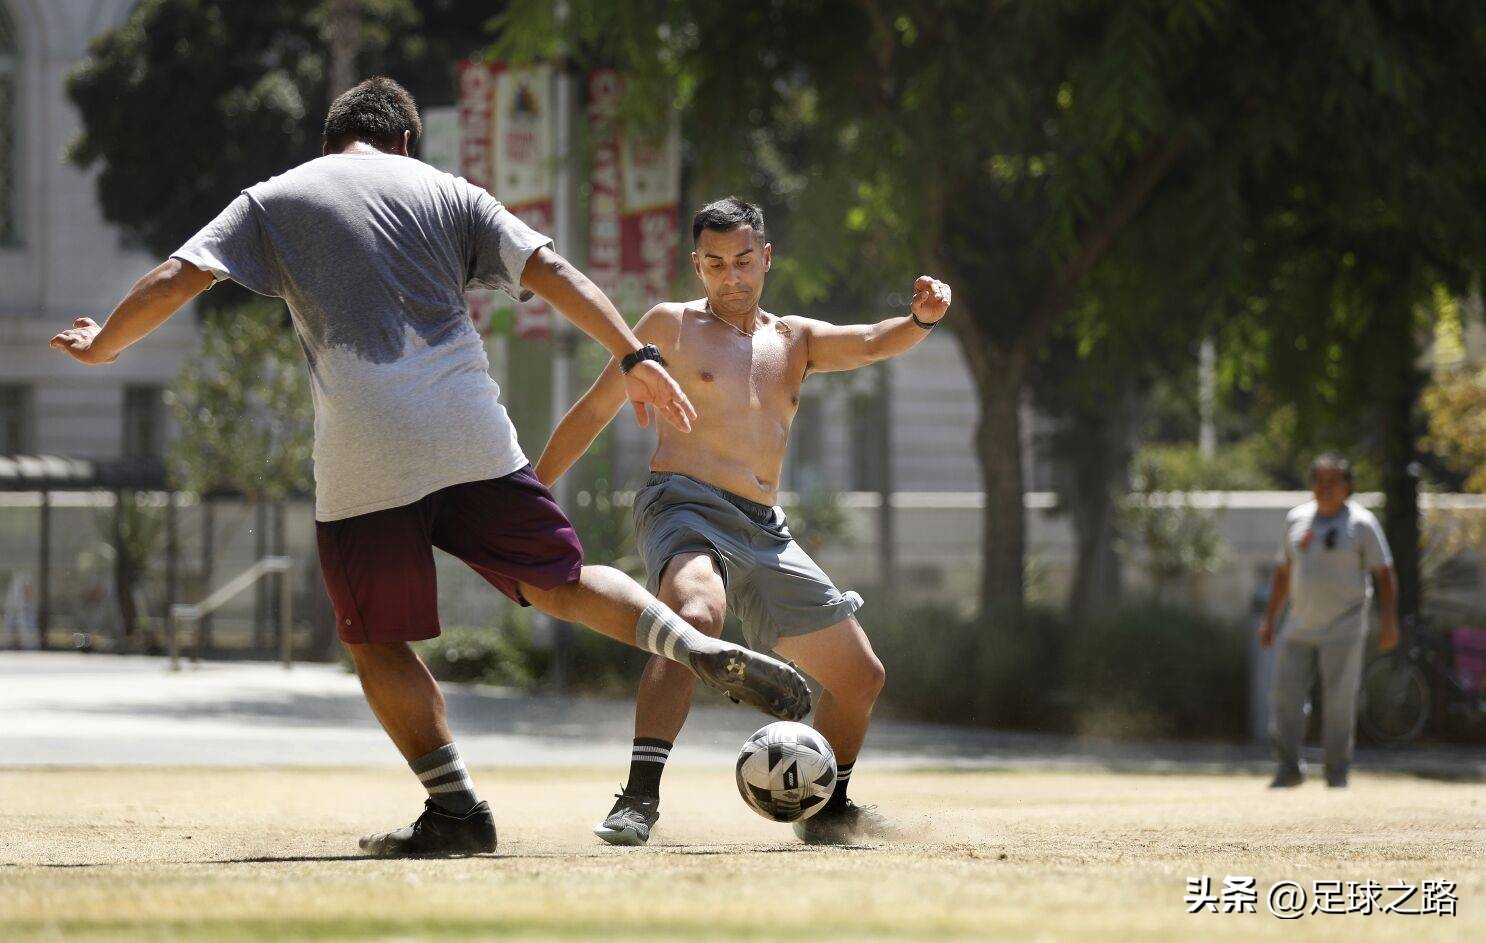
[1,766,1482,942]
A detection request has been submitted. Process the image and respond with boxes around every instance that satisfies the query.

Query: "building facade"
[0,0,190,463]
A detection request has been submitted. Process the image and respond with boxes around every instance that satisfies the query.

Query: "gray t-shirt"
[173,152,551,521]
[1277,499,1393,643]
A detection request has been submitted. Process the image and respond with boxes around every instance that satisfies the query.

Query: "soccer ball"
[735,721,837,823]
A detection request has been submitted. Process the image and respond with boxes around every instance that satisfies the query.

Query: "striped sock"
[411,743,480,816]
[826,760,854,811]
[635,599,724,664]
[624,737,673,798]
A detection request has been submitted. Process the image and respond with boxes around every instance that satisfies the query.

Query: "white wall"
[0,0,197,459]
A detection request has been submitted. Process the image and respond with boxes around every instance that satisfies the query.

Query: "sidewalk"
[1,652,1480,778]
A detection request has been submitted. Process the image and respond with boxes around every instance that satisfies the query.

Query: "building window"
[0,385,31,454]
[123,386,165,460]
[0,4,16,245]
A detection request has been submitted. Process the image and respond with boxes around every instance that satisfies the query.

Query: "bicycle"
[1359,617,1486,746]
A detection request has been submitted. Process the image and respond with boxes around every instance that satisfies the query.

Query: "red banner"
[459,60,557,339]
[587,70,680,315]
[457,60,495,190]
[587,70,625,304]
[620,128,681,304]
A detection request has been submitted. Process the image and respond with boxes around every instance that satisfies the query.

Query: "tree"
[66,0,493,263]
[168,299,313,501]
[491,1,1486,618]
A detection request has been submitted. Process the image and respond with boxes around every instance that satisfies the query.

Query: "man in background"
[1259,453,1398,788]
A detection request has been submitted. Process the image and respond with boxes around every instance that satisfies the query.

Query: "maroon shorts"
[316,465,583,644]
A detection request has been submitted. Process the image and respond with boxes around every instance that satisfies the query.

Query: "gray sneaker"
[792,800,893,845]
[593,790,660,846]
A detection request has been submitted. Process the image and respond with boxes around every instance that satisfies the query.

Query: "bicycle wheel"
[1359,655,1432,745]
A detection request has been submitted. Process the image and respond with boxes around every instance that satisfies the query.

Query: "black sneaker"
[689,644,812,721]
[593,789,660,846]
[358,800,497,858]
[1268,766,1305,789]
[792,800,893,845]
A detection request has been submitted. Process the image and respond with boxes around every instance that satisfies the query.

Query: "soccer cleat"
[593,789,660,846]
[1325,767,1349,789]
[689,644,811,721]
[1268,766,1305,789]
[792,800,893,845]
[358,799,497,858]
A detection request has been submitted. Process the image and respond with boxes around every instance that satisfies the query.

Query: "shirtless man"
[535,196,951,845]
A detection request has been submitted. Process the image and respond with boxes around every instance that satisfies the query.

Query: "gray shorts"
[633,472,864,652]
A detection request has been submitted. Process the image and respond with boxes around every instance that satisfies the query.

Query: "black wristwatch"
[620,343,666,373]
[910,311,939,330]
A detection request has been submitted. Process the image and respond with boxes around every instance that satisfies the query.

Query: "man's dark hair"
[1309,452,1355,486]
[692,196,765,245]
[323,77,422,153]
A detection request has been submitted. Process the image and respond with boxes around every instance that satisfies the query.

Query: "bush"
[412,612,545,689]
[1065,597,1248,739]
[865,596,1074,731]
[864,593,1248,740]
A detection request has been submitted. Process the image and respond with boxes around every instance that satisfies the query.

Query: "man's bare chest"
[669,324,804,415]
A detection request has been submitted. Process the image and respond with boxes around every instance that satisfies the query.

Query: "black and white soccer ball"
[735,721,837,823]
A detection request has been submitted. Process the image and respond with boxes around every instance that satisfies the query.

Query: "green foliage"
[66,0,492,260]
[1422,362,1486,494]
[1118,455,1227,596]
[91,492,168,644]
[1132,443,1276,492]
[168,299,313,500]
[1065,598,1249,740]
[567,482,643,581]
[865,593,1246,740]
[781,473,852,559]
[412,620,543,689]
[490,1,1486,613]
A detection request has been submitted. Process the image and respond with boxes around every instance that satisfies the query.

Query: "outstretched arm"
[798,275,951,375]
[50,259,214,365]
[521,247,695,432]
[534,361,629,487]
[533,307,675,487]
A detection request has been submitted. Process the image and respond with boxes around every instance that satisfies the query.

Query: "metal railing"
[169,556,294,671]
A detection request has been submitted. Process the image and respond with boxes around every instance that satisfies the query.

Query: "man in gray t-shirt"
[1258,453,1398,788]
[50,77,809,857]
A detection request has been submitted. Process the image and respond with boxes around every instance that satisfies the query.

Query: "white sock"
[636,599,725,664]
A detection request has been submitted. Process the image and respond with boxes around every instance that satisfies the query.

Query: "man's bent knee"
[826,654,886,706]
[676,602,725,638]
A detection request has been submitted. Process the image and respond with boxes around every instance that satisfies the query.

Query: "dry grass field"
[1,766,1482,941]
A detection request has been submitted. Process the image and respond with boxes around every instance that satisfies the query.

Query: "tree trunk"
[1379,310,1423,620]
[329,0,361,99]
[974,349,1027,613]
[1065,377,1139,624]
[112,490,138,644]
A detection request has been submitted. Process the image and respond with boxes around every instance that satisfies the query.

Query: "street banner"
[492,63,556,339]
[588,70,681,317]
[587,69,624,305]
[458,60,557,339]
[620,120,682,308]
